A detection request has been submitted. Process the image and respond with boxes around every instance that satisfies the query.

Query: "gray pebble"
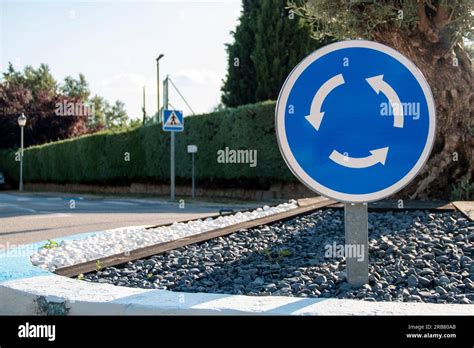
[407,274,419,287]
[86,209,472,305]
[434,286,448,295]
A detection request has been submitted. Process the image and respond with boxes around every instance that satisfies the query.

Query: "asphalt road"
[0,192,257,247]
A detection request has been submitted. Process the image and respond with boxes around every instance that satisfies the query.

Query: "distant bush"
[0,102,295,189]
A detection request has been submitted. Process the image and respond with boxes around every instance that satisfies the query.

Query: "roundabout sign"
[276,40,436,203]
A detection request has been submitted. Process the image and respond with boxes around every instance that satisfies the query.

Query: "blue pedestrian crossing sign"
[163,110,184,132]
[276,40,436,203]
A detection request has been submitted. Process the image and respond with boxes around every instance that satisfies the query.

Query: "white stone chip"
[31,200,298,272]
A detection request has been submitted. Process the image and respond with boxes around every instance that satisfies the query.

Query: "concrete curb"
[1,229,472,316]
[2,274,473,315]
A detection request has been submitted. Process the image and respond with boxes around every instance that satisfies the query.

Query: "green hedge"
[0,102,295,189]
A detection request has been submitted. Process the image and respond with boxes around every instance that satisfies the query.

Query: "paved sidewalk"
[0,192,259,246]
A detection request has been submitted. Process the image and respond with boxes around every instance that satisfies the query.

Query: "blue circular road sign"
[276,40,436,203]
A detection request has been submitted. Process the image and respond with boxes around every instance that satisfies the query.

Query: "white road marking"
[28,212,71,219]
[0,203,38,213]
[103,201,139,206]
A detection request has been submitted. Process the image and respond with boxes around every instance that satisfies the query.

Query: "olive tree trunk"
[372,13,473,199]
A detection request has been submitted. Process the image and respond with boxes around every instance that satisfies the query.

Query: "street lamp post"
[156,54,164,123]
[17,113,27,192]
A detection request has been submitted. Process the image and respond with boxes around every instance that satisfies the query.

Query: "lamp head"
[18,113,27,127]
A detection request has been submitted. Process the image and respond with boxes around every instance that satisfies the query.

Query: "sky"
[0,0,242,119]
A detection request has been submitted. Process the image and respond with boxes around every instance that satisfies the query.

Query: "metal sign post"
[187,145,198,199]
[162,77,184,201]
[344,203,368,287]
[275,40,436,288]
[170,131,175,200]
[191,152,195,198]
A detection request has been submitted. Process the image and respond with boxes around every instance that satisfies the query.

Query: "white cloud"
[172,68,221,87]
[100,73,154,93]
[167,69,223,114]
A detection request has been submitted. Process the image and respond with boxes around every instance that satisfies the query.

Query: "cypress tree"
[221,0,260,108]
[222,0,323,107]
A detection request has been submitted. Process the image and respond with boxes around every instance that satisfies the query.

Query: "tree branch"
[433,1,450,30]
[417,0,439,43]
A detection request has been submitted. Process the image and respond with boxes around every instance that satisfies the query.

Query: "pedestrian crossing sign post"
[163,109,183,201]
[163,110,184,132]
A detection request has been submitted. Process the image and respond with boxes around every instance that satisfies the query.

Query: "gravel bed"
[84,209,473,304]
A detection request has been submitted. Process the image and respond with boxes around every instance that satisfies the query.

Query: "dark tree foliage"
[0,63,88,149]
[221,0,324,107]
[0,63,134,149]
[221,0,260,107]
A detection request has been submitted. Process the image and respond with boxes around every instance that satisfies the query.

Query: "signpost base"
[344,202,369,288]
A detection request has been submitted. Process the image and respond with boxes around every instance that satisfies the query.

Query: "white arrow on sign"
[366,75,404,128]
[305,73,345,131]
[329,147,389,168]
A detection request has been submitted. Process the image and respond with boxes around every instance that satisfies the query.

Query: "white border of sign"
[275,40,436,203]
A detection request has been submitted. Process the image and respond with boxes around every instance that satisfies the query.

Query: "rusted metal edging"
[328,200,456,211]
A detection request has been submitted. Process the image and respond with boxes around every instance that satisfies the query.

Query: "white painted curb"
[1,224,472,316]
[1,274,472,315]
